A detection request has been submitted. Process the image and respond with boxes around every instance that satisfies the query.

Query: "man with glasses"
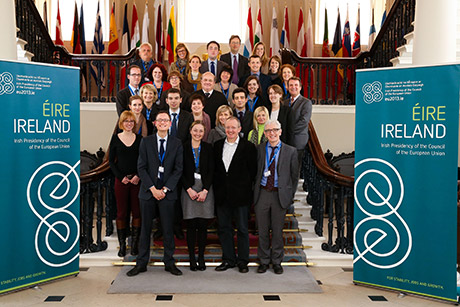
[127,111,184,277]
[131,42,156,85]
[221,35,249,85]
[116,65,142,116]
[253,119,298,274]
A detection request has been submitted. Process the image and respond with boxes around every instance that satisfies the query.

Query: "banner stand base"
[353,280,458,305]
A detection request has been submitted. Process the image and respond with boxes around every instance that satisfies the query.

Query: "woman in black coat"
[267,84,295,146]
[181,121,215,271]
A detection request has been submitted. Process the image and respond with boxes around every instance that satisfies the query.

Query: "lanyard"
[282,83,288,95]
[220,83,229,99]
[192,144,201,170]
[146,108,151,120]
[154,81,164,98]
[265,142,281,170]
[177,62,186,74]
[129,86,137,96]
[142,60,152,73]
[247,96,259,112]
[193,83,198,91]
[137,125,142,135]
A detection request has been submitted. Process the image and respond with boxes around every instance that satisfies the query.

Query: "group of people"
[109,35,312,277]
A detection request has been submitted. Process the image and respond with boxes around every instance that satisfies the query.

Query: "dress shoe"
[238,263,249,273]
[215,262,235,271]
[165,264,183,276]
[197,258,206,271]
[273,264,284,274]
[126,265,147,277]
[189,261,198,271]
[257,264,269,273]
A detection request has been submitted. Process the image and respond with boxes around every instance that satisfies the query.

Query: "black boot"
[131,227,140,256]
[117,228,127,257]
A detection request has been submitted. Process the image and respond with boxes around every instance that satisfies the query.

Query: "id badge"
[158,166,164,173]
[264,170,271,177]
[194,173,201,180]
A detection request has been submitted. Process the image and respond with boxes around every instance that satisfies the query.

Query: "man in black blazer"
[220,35,249,85]
[199,41,226,81]
[239,55,272,99]
[166,88,194,143]
[253,119,299,274]
[127,111,184,277]
[116,65,142,116]
[130,42,156,85]
[213,117,257,273]
[193,72,229,128]
[232,87,253,138]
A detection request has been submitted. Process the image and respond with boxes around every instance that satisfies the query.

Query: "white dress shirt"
[222,136,239,172]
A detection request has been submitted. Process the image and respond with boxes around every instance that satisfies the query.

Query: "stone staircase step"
[301,232,327,250]
[306,249,353,268]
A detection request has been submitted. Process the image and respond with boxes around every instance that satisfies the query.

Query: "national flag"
[243,6,253,57]
[121,3,130,89]
[142,3,149,43]
[79,3,87,93]
[280,6,290,49]
[155,4,164,62]
[108,2,119,94]
[321,8,330,99]
[342,6,351,57]
[131,4,140,49]
[306,8,314,57]
[70,2,81,54]
[269,5,280,56]
[122,3,130,53]
[254,7,263,44]
[368,6,376,50]
[352,6,361,57]
[296,8,306,57]
[381,9,387,28]
[166,5,177,63]
[43,1,48,32]
[331,8,342,56]
[90,0,104,89]
[55,0,64,46]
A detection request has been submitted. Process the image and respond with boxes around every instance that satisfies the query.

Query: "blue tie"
[210,61,216,75]
[171,113,178,137]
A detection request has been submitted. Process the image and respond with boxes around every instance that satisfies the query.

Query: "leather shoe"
[215,262,235,271]
[238,263,249,273]
[257,264,269,273]
[126,265,147,277]
[197,258,206,271]
[273,264,284,274]
[165,264,183,276]
[190,261,197,271]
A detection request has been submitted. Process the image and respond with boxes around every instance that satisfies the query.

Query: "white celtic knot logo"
[0,72,15,95]
[27,160,80,267]
[354,158,412,269]
[362,81,383,104]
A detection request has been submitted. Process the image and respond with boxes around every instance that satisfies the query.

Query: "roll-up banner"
[0,60,80,294]
[354,64,460,302]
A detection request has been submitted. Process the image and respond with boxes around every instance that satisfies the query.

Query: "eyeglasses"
[130,73,142,77]
[265,128,280,133]
[123,120,135,123]
[156,119,171,123]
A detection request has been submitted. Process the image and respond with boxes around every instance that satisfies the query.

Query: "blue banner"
[354,64,460,302]
[0,60,80,294]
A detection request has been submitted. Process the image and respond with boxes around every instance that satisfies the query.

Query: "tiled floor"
[0,266,450,306]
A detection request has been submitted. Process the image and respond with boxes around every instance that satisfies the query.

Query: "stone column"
[412,0,457,65]
[0,0,18,60]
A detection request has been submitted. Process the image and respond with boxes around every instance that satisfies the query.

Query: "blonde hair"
[215,105,233,127]
[252,106,269,130]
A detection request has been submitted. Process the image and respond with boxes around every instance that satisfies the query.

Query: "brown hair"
[118,111,136,130]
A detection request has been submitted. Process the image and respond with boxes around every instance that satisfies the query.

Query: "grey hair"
[264,119,281,130]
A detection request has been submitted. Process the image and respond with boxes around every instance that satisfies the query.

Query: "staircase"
[16,28,33,62]
[390,30,414,67]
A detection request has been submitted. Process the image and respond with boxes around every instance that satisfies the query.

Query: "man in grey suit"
[220,35,249,85]
[127,111,184,277]
[254,119,299,274]
[285,77,312,172]
[199,41,226,81]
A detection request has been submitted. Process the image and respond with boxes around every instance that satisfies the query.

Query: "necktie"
[205,92,210,98]
[266,146,276,189]
[238,111,243,121]
[158,138,165,187]
[290,97,295,107]
[232,56,239,84]
[210,61,216,75]
[171,113,178,137]
[135,88,139,95]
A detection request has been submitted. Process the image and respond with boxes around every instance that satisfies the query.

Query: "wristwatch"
[162,188,168,194]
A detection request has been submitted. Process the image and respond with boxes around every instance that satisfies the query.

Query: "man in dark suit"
[130,42,156,85]
[199,41,226,81]
[220,35,249,85]
[284,77,312,170]
[253,119,299,274]
[127,111,184,277]
[239,55,272,98]
[116,65,142,116]
[213,117,257,273]
[192,72,228,128]
[232,87,253,138]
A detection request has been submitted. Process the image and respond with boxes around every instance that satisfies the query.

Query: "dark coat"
[220,53,250,84]
[267,104,295,146]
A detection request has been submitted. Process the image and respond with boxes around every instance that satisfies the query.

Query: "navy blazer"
[220,53,250,83]
[116,87,132,116]
[253,141,299,209]
[137,135,183,201]
[213,137,257,207]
